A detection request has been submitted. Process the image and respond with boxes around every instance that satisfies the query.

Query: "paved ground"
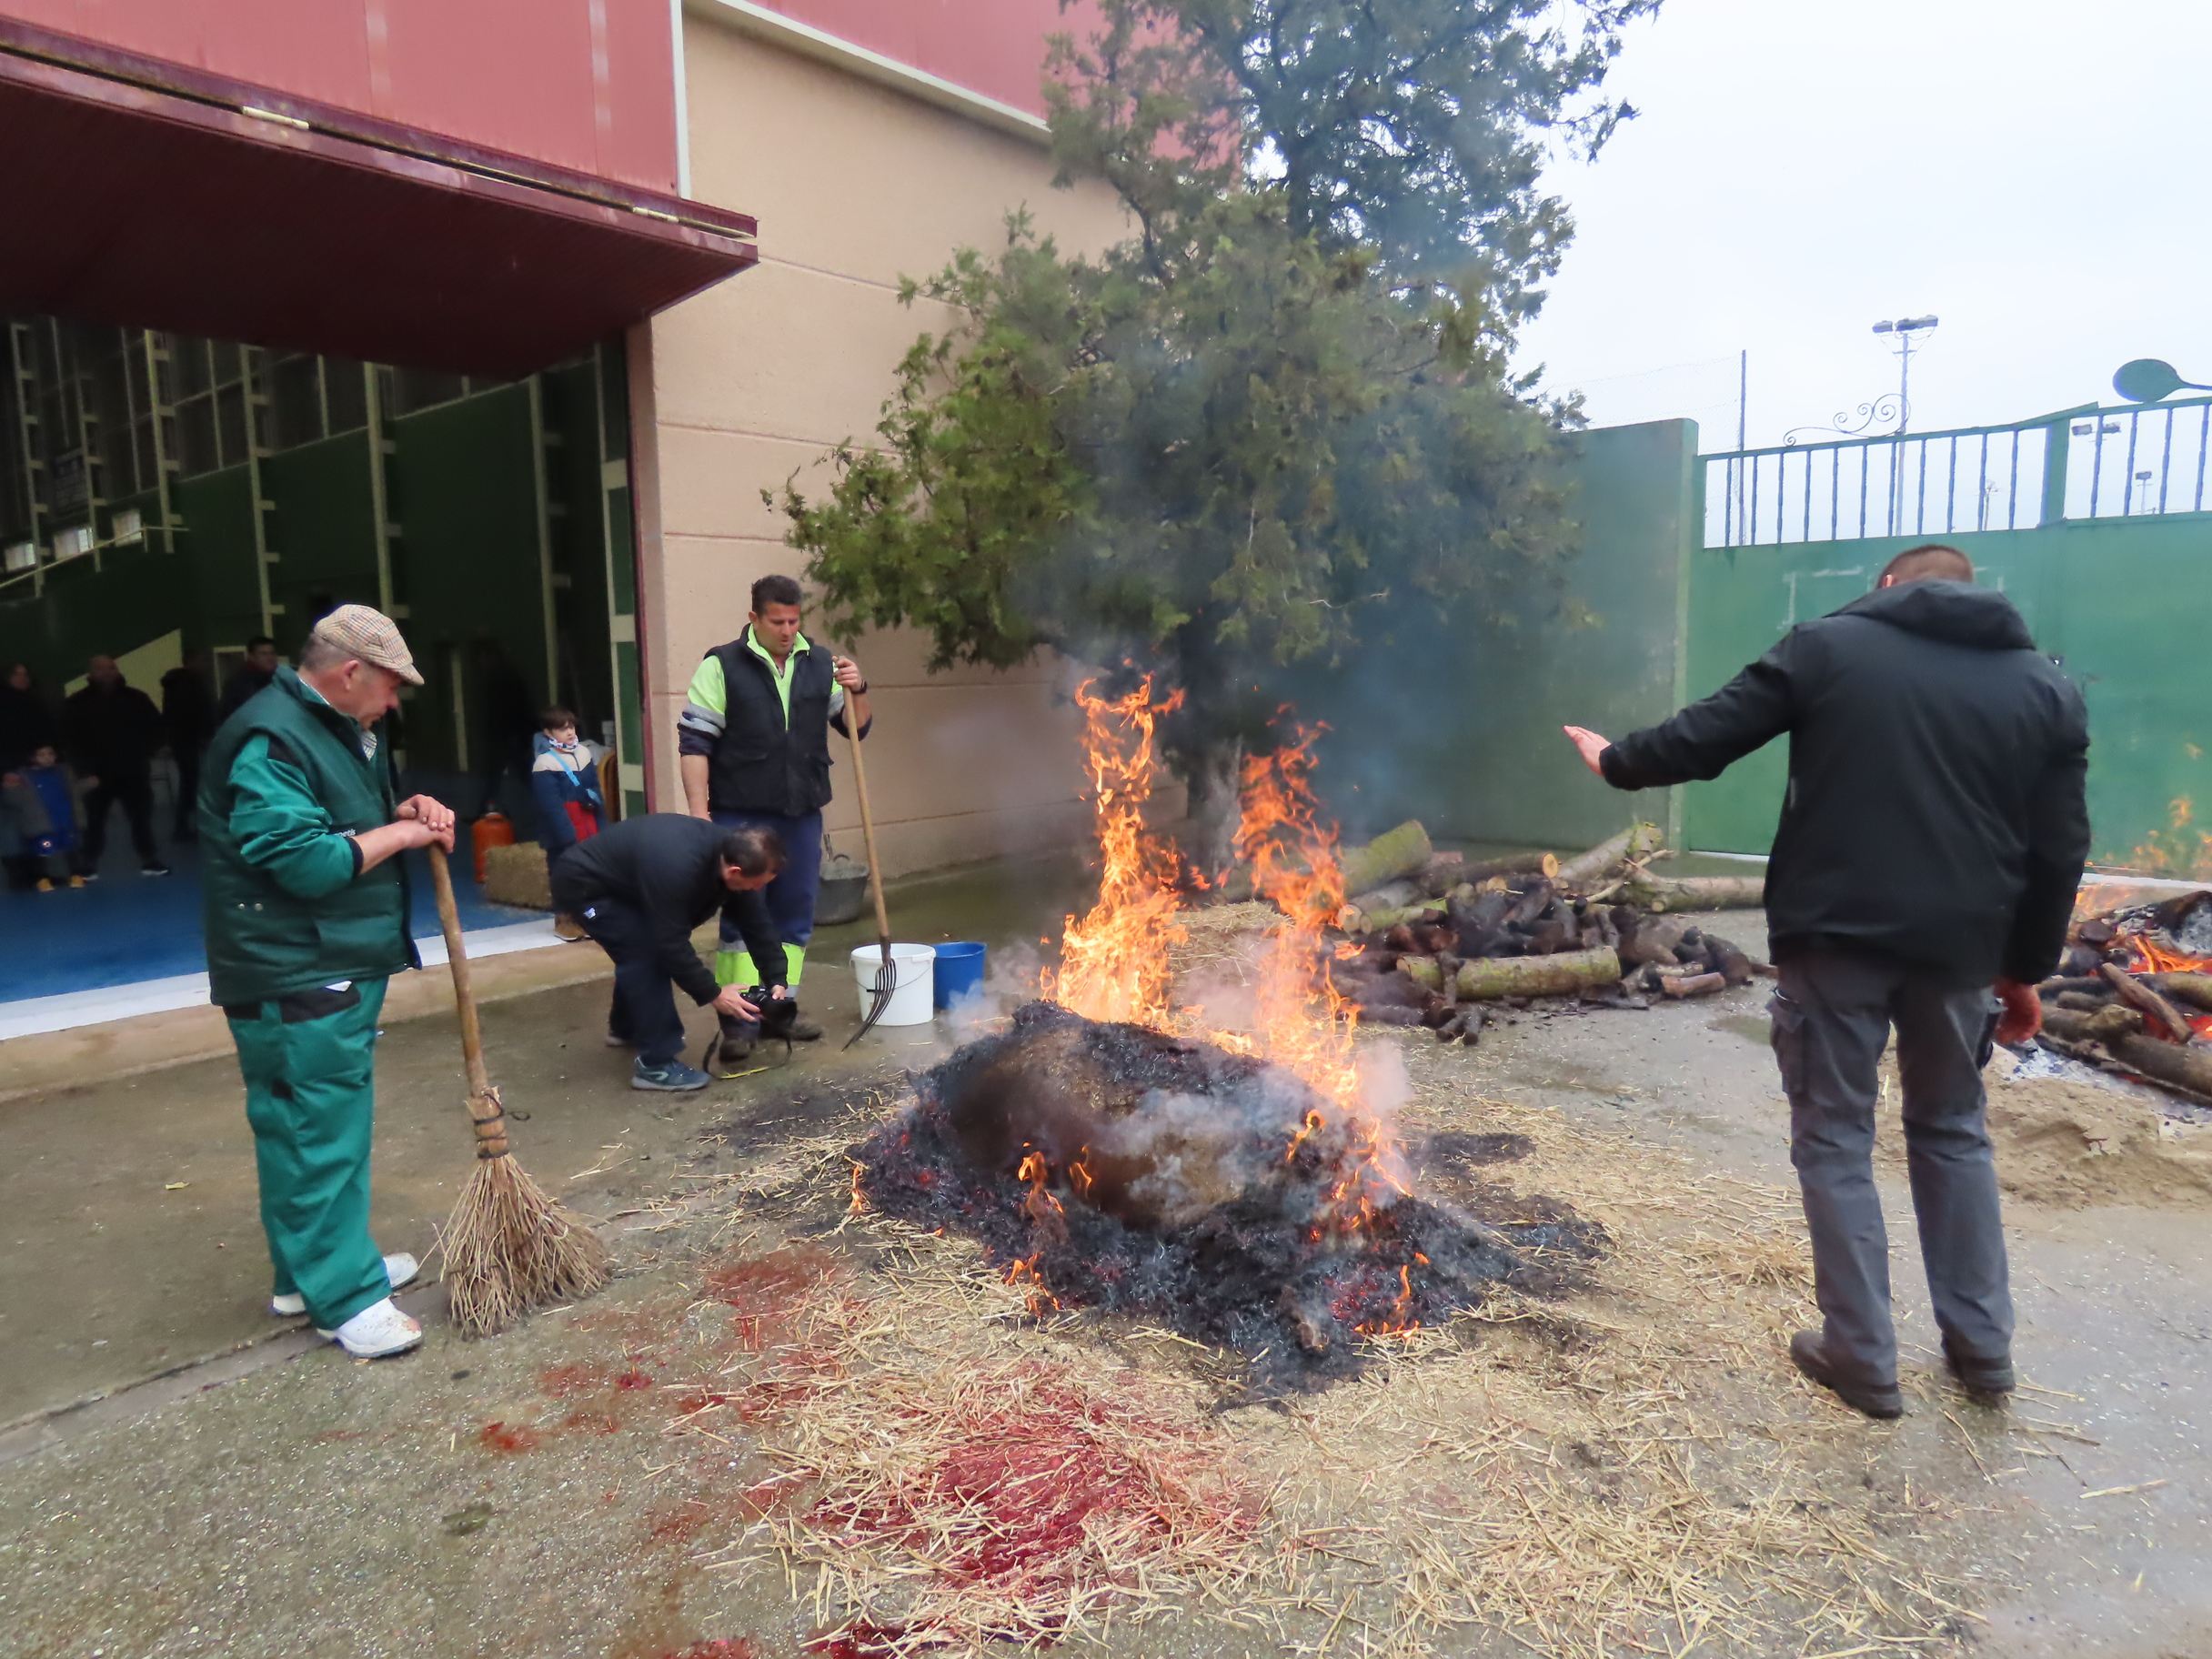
[1,888,2207,1658]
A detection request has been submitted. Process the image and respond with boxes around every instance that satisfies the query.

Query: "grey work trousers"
[1769,948,2011,1382]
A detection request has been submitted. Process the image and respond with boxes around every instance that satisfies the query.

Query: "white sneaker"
[320,1297,422,1358]
[272,1252,419,1318]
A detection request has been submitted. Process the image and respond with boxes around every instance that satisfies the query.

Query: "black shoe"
[1941,1334,2016,1400]
[141,862,172,878]
[787,1017,824,1042]
[718,1030,757,1068]
[1789,1330,1904,1420]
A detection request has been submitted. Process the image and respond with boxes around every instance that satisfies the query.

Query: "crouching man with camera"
[548,813,794,1091]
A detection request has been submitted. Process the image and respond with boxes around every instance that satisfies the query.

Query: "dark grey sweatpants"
[1769,948,2011,1382]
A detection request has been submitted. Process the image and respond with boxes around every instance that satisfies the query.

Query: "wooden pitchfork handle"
[427,843,508,1159]
[843,689,894,1016]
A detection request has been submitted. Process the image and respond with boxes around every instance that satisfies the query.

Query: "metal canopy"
[0,24,757,377]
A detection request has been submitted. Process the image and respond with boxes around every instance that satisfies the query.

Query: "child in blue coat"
[3,744,85,890]
[529,708,605,938]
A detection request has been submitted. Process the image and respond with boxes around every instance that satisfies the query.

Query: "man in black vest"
[1563,543,2089,1419]
[678,574,870,1065]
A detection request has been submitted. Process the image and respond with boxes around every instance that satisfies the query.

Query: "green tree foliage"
[778,0,1654,789]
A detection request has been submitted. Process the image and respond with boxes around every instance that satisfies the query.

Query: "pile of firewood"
[2037,890,2212,1104]
[1324,821,1768,1046]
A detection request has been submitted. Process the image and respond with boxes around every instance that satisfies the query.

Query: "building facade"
[0,0,1119,934]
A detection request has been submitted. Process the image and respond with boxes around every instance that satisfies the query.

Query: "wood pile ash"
[1316,820,1770,1045]
[848,1002,1602,1385]
[2038,887,2212,1105]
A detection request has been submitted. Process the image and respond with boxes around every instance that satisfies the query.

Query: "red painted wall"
[5,0,679,190]
[751,0,1105,117]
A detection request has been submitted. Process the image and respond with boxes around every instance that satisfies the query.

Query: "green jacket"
[199,667,418,1005]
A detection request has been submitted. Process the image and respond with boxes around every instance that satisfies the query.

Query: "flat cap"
[311,604,423,686]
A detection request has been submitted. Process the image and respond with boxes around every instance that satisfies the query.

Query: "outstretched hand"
[1993,978,2042,1047]
[1562,725,1612,778]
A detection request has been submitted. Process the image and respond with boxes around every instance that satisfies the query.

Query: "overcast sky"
[1513,0,2212,452]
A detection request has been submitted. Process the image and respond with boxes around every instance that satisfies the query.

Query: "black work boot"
[1941,1334,2016,1400]
[786,1015,824,1042]
[1789,1330,1904,1420]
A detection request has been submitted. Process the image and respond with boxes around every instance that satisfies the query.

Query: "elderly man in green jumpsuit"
[200,606,456,1359]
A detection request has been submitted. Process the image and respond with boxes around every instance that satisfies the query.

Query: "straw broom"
[427,844,610,1334]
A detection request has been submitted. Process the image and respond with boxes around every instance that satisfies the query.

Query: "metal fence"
[1704,394,2212,548]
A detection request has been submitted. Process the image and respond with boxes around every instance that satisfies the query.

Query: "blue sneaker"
[631,1057,710,1092]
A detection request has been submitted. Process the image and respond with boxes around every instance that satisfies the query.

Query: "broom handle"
[427,845,495,1103]
[843,700,892,963]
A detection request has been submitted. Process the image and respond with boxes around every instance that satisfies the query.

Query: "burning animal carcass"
[850,1001,1598,1375]
[848,681,1603,1380]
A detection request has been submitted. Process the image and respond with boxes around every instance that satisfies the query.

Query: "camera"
[747,988,799,1039]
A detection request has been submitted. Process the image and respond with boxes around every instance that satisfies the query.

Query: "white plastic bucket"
[850,943,937,1027]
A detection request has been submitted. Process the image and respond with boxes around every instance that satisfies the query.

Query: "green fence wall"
[1312,418,1697,850]
[1682,514,2212,868]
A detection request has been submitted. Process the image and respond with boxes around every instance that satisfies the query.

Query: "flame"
[2125,930,2212,977]
[848,1161,868,1215]
[1006,1254,1061,1316]
[1037,682,1410,1242]
[1043,678,1189,1027]
[1353,1264,1420,1339]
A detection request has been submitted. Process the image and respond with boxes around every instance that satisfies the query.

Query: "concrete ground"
[1,884,2207,1658]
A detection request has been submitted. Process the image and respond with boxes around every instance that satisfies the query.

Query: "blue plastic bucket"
[931,940,988,1010]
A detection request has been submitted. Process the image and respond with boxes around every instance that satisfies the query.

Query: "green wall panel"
[262,433,380,650]
[172,468,263,649]
[1682,515,2212,868]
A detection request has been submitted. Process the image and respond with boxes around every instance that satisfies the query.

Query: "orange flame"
[1037,685,1412,1240]
[847,1161,868,1215]
[1043,678,1189,1027]
[1354,1264,1420,1339]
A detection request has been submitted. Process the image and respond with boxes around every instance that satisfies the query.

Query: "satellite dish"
[2113,358,2187,403]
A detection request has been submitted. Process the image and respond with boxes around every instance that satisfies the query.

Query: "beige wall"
[636,15,1131,877]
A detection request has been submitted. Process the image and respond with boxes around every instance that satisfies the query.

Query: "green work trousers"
[227,977,392,1330]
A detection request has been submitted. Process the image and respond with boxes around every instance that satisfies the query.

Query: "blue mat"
[0,839,535,1003]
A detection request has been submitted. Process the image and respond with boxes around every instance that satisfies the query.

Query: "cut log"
[1613,874,1766,913]
[1415,852,1468,897]
[2107,1031,2212,1101]
[1659,971,1726,999]
[2145,972,2212,1014]
[1704,933,1756,987]
[1556,822,1665,892]
[2099,963,2197,1044]
[2042,1005,2146,1045]
[2036,975,2111,1000]
[1456,945,1624,1001]
[1349,878,1423,914]
[1359,1004,1425,1028]
[2053,990,2112,1013]
[1398,957,1445,993]
[1349,902,1443,935]
[1338,821,1434,900]
[1458,850,1562,883]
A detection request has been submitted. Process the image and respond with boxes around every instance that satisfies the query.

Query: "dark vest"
[198,668,418,1004]
[706,635,836,818]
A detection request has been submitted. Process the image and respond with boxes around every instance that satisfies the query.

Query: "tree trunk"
[2145,972,2212,1014]
[1556,822,1664,892]
[2107,1032,2212,1102]
[1339,820,1434,899]
[1456,945,1624,1001]
[1189,737,1246,883]
[1614,874,1766,913]
[1458,850,1561,883]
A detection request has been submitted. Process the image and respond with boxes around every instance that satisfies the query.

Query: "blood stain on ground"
[478,1421,541,1453]
[701,1244,843,1348]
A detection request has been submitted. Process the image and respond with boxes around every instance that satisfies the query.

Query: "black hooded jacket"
[1600,581,2090,987]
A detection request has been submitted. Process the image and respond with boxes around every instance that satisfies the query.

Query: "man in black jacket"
[1563,543,2090,1418]
[549,814,793,1092]
[161,649,216,842]
[218,636,281,727]
[678,574,871,1063]
[64,655,170,879]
